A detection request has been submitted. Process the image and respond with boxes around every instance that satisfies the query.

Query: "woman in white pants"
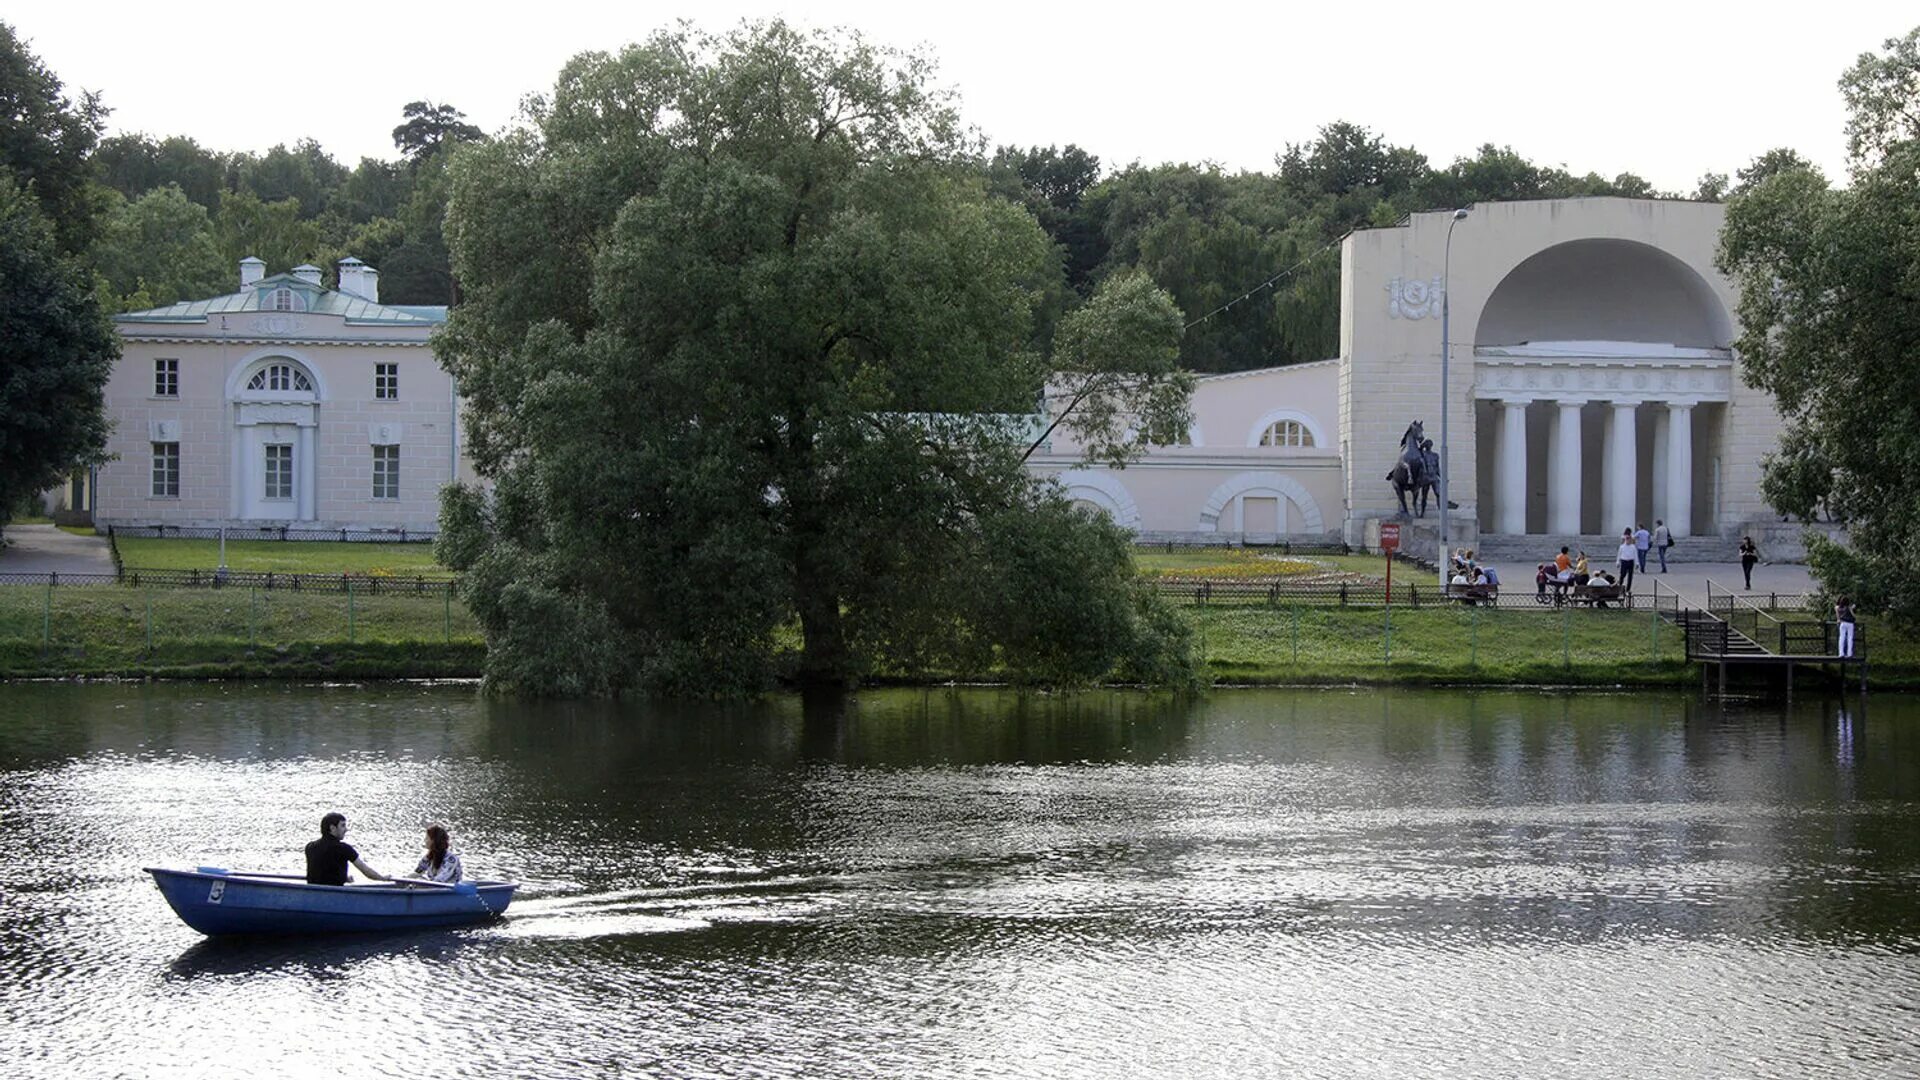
[1836,597,1857,658]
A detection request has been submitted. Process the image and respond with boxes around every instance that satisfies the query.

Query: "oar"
[197,867,460,889]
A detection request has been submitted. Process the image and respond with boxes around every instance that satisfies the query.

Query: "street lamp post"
[1437,207,1470,595]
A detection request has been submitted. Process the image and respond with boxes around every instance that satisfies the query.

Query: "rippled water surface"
[4,683,1919,1078]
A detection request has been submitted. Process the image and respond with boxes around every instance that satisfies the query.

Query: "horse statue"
[1386,420,1429,517]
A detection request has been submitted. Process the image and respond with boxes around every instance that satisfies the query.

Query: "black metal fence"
[108,524,434,544]
[1151,577,1684,612]
[1136,540,1352,555]
[0,569,455,596]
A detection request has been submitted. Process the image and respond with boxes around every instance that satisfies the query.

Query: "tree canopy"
[0,24,116,531]
[0,180,116,533]
[1719,25,1920,621]
[435,21,1197,695]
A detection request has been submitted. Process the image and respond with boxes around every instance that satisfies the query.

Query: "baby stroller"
[1535,563,1573,605]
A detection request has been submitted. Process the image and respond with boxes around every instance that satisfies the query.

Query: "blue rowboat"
[146,867,516,936]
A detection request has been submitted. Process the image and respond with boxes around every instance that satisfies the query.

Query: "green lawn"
[3,573,1912,688]
[0,583,481,677]
[113,537,450,577]
[1134,548,1393,580]
[1188,604,1691,684]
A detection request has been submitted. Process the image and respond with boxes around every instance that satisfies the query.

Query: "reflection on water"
[3,683,1919,1078]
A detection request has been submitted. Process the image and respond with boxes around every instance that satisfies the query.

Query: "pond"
[2,683,1917,1078]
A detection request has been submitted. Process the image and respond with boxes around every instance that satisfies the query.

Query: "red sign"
[1379,523,1401,553]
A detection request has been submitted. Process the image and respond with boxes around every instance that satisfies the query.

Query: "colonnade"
[1488,398,1693,537]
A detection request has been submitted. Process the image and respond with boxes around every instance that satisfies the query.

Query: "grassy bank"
[0,583,483,678]
[1188,604,1697,686]
[111,536,448,576]
[3,576,1912,688]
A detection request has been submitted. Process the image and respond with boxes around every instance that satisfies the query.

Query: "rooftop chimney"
[336,256,379,303]
[239,256,266,290]
[291,264,323,287]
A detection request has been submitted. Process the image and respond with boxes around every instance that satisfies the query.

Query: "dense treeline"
[87,100,480,310]
[987,124,1688,372]
[76,89,1694,369]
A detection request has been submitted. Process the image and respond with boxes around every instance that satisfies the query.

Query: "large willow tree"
[436,21,1195,696]
[1719,26,1920,622]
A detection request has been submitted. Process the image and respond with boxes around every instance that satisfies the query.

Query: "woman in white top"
[412,823,464,883]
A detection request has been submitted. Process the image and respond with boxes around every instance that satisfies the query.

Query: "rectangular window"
[154,358,178,397]
[375,362,398,400]
[372,444,399,499]
[150,442,179,497]
[264,444,293,500]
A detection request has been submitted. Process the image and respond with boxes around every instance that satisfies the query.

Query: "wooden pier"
[1673,584,1865,695]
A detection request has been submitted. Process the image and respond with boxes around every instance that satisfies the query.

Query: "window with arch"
[246,363,313,393]
[270,287,303,312]
[1259,420,1314,447]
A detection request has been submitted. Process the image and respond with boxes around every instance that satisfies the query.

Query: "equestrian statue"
[1387,420,1430,517]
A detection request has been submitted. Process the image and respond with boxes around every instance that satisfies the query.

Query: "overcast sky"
[6,2,1911,192]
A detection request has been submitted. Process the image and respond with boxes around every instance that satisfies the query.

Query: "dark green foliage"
[92,184,229,309]
[392,101,484,163]
[437,21,1198,697]
[94,134,230,209]
[0,21,105,255]
[0,181,117,533]
[1718,26,1920,625]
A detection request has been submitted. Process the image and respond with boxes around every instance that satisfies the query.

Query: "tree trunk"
[794,550,850,688]
[786,409,851,688]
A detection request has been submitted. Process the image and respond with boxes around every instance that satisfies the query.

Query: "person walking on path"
[1836,596,1857,658]
[1653,520,1672,573]
[1739,536,1759,590]
[1616,530,1637,591]
[1634,525,1651,573]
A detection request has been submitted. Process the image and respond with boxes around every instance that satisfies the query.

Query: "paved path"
[1473,556,1815,608]
[0,524,115,576]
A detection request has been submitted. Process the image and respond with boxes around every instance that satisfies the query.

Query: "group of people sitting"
[303,812,465,886]
[1534,546,1623,604]
[1447,549,1500,594]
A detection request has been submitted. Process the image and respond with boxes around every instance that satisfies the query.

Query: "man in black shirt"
[305,812,395,886]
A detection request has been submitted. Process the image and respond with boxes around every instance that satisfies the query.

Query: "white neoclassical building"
[84,258,469,534]
[1032,197,1784,553]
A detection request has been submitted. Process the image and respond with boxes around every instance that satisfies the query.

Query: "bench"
[1572,583,1626,608]
[1535,579,1627,608]
[1446,584,1499,605]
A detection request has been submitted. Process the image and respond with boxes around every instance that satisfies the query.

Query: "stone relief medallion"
[247,315,307,336]
[1386,276,1444,320]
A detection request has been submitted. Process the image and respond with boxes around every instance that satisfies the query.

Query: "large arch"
[1198,471,1325,533]
[1053,469,1141,530]
[1473,238,1734,349]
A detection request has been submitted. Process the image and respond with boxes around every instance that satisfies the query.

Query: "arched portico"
[1470,239,1734,538]
[229,353,322,522]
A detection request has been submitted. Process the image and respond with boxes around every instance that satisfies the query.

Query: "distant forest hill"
[93,113,1725,374]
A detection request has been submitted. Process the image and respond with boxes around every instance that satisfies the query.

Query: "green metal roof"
[116,273,448,327]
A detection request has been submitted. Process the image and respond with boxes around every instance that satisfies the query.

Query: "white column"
[1549,400,1583,535]
[229,415,245,520]
[1496,400,1528,534]
[1649,407,1670,523]
[1605,402,1637,535]
[1665,403,1693,538]
[296,424,317,522]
